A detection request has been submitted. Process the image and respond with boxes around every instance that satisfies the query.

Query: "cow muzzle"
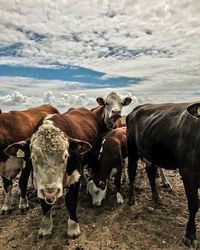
[40,187,61,205]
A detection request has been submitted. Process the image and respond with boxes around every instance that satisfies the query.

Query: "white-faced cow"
[0,104,59,214]
[126,102,200,249]
[82,92,132,179]
[87,127,127,206]
[5,107,99,238]
[91,92,132,131]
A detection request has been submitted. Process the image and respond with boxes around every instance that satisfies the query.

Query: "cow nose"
[112,109,121,115]
[41,187,60,199]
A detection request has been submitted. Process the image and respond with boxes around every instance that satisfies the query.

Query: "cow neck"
[91,105,109,133]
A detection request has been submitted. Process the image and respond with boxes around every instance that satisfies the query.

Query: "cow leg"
[38,199,53,238]
[18,161,32,212]
[1,177,13,214]
[65,181,81,238]
[159,168,172,191]
[127,154,139,206]
[114,167,123,204]
[181,174,199,249]
[145,165,164,206]
[121,159,127,184]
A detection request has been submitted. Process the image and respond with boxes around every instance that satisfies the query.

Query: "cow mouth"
[111,114,121,124]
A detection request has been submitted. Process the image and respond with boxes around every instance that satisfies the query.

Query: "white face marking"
[87,180,107,206]
[0,156,25,180]
[30,123,70,200]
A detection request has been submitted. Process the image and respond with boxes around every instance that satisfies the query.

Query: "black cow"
[126,102,200,249]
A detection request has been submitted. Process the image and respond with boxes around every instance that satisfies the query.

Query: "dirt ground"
[0,164,199,250]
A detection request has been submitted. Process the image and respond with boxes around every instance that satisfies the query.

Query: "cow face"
[87,179,107,206]
[30,123,91,203]
[96,92,132,129]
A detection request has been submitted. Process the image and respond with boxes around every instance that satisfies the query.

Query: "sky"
[0,0,200,113]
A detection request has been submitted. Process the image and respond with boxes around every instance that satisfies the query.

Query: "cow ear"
[96,97,105,106]
[4,140,30,158]
[121,97,132,106]
[68,138,92,154]
[187,103,200,118]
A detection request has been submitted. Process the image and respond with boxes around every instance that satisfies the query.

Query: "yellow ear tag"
[197,107,200,116]
[16,149,25,158]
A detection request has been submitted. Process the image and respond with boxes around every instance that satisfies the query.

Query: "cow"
[87,127,127,206]
[4,107,99,238]
[81,92,132,179]
[91,92,132,132]
[126,102,200,248]
[0,104,59,214]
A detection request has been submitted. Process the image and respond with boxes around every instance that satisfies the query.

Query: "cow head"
[87,179,107,206]
[187,103,200,118]
[96,92,132,129]
[5,122,91,204]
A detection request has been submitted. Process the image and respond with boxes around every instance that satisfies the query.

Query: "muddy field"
[0,164,199,250]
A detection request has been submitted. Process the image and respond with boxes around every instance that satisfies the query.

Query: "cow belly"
[139,144,177,170]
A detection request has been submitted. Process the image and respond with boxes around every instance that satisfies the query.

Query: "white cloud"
[0,0,200,112]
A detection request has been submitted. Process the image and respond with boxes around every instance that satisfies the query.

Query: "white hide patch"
[109,168,117,183]
[0,156,25,180]
[1,188,12,212]
[116,192,124,204]
[38,210,53,237]
[63,170,81,188]
[87,180,107,206]
[67,218,81,238]
[19,196,29,209]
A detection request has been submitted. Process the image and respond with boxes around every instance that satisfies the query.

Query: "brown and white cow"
[91,92,132,131]
[82,92,132,181]
[87,127,127,206]
[0,104,59,214]
[5,107,99,238]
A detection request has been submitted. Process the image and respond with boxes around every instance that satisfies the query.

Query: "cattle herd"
[0,92,200,249]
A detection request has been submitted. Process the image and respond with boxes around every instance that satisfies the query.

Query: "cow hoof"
[67,219,81,238]
[38,230,52,239]
[0,208,12,215]
[20,207,29,214]
[116,192,124,204]
[182,236,198,249]
[128,200,135,206]
[38,233,52,240]
[154,198,165,207]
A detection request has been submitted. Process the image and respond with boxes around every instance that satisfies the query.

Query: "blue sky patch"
[0,64,141,89]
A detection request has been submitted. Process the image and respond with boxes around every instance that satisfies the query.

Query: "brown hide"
[0,104,59,179]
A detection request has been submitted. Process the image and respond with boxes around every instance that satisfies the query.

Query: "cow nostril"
[112,110,120,115]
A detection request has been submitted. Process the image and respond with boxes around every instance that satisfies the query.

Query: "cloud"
[0,0,199,112]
